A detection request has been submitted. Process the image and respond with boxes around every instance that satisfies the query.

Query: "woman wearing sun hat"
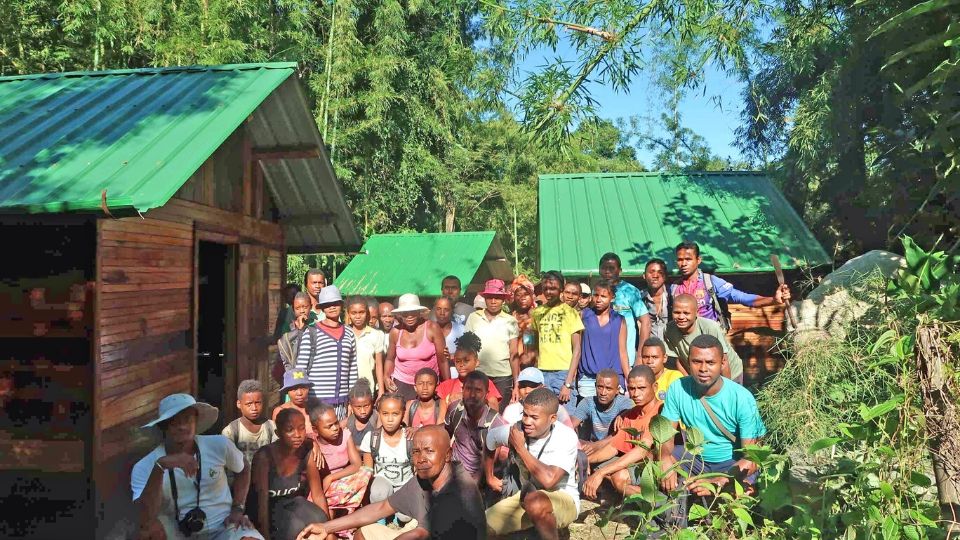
[130,393,264,540]
[383,293,449,401]
[465,279,520,411]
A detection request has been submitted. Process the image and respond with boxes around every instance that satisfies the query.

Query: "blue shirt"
[572,394,634,442]
[661,377,766,462]
[579,309,626,385]
[611,280,649,366]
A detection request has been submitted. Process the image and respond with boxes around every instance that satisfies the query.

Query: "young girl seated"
[405,368,446,428]
[308,402,372,518]
[358,393,414,522]
[250,408,330,540]
[436,332,501,409]
[341,379,378,447]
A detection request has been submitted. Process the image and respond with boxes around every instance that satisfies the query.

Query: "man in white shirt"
[131,393,262,540]
[485,388,580,540]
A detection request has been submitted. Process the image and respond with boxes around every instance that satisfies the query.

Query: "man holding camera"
[131,393,264,540]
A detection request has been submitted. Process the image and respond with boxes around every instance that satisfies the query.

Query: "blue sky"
[515,44,748,168]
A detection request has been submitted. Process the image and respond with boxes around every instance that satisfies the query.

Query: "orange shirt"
[611,404,659,454]
[272,402,314,436]
[437,377,502,402]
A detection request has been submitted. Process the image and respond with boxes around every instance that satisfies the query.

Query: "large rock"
[789,250,904,343]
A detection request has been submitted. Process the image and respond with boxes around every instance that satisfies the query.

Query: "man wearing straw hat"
[131,393,263,540]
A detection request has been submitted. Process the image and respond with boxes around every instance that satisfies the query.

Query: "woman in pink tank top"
[384,294,449,401]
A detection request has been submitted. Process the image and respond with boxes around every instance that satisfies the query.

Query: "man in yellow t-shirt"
[531,271,585,414]
[639,336,683,402]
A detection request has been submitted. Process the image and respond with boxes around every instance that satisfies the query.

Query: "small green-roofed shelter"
[336,232,514,298]
[538,172,830,276]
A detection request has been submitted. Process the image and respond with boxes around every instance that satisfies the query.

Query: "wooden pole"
[916,324,960,532]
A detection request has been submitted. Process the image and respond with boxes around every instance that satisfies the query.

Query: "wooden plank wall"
[96,217,194,463]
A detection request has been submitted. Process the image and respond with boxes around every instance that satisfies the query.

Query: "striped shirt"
[295,325,358,405]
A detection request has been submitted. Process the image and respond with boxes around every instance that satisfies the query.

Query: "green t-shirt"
[531,302,585,371]
[663,317,743,381]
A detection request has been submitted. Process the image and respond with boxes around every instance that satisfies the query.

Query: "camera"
[177,507,206,536]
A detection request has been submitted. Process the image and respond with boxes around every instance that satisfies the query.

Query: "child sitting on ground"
[222,379,277,465]
[405,368,446,429]
[249,408,330,540]
[436,332,501,410]
[309,402,372,518]
[273,369,315,437]
[359,393,414,523]
[341,379,378,448]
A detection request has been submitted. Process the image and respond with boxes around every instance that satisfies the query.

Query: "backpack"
[408,398,441,425]
[447,403,500,450]
[703,273,733,332]
[369,427,413,465]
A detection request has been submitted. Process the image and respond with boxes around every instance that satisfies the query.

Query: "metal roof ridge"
[0,62,298,82]
[370,231,496,237]
[538,171,766,179]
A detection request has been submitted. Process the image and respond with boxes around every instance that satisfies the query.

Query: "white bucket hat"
[392,293,429,314]
[142,393,219,433]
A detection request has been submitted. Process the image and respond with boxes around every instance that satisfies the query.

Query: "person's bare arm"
[618,319,629,380]
[296,500,397,540]
[559,331,582,403]
[508,425,566,490]
[383,330,398,391]
[362,449,374,469]
[428,322,450,381]
[304,446,330,518]
[508,337,520,403]
[584,441,619,464]
[637,313,651,354]
[658,420,682,491]
[483,448,502,492]
[252,451,272,540]
[374,350,385,396]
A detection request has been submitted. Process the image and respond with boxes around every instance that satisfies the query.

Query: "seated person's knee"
[610,469,630,493]
[521,491,554,519]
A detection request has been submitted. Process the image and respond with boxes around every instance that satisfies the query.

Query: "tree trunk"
[916,324,960,531]
[444,201,455,233]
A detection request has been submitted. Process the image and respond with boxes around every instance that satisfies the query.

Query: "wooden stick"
[770,255,799,329]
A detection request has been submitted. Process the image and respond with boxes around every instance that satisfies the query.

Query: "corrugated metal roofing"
[335,232,513,297]
[538,172,831,276]
[0,63,362,252]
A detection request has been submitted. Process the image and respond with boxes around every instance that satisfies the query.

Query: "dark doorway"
[197,241,236,432]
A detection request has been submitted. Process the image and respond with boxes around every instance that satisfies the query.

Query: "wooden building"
[537,172,832,386]
[0,63,361,538]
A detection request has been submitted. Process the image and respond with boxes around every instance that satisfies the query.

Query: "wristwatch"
[231,503,245,513]
[564,382,574,390]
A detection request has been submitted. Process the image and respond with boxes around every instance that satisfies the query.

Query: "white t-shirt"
[221,419,277,465]
[131,435,245,533]
[486,421,580,511]
[359,428,414,489]
[355,326,387,390]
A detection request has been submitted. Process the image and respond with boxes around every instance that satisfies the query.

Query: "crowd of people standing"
[131,242,791,540]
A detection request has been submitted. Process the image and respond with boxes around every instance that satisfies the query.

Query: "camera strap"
[168,442,202,519]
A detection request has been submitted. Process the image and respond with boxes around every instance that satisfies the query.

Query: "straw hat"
[142,393,219,433]
[392,293,429,314]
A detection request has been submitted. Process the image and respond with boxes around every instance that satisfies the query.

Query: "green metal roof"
[335,232,514,297]
[538,172,831,276]
[0,63,362,251]
[0,63,294,213]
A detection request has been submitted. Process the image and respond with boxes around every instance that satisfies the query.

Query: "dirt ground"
[504,500,633,540]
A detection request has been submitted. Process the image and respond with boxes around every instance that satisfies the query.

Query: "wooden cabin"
[0,63,361,538]
[537,172,832,386]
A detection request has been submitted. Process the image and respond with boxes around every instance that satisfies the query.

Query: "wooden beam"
[251,145,320,161]
[278,213,338,227]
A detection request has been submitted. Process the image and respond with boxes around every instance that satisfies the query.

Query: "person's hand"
[659,455,678,492]
[443,347,451,362]
[296,523,329,540]
[310,445,325,470]
[558,385,571,403]
[510,386,520,404]
[583,471,606,500]
[487,475,503,493]
[157,453,198,477]
[686,476,729,497]
[613,415,625,433]
[223,509,254,530]
[774,283,791,304]
[582,441,598,456]
[508,424,526,451]
[294,314,309,330]
[385,378,398,393]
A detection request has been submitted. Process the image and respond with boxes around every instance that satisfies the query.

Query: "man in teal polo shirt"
[598,252,651,367]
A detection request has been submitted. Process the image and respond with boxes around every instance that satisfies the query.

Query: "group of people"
[132,241,791,540]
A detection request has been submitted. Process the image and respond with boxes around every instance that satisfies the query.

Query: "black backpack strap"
[408,400,419,423]
[433,398,441,422]
[703,273,731,331]
[447,404,465,442]
[370,427,382,464]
